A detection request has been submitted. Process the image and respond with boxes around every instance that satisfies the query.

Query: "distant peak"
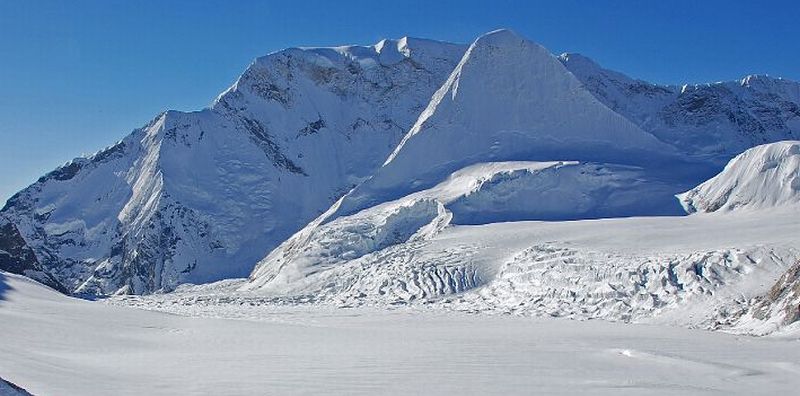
[740,74,778,88]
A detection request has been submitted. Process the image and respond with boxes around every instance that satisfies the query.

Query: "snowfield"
[2,271,800,395]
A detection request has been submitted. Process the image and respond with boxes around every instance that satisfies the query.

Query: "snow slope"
[244,193,800,332]
[678,141,800,212]
[3,271,800,395]
[0,38,465,295]
[239,32,800,335]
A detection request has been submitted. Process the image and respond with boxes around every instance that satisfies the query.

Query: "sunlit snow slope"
[243,58,800,333]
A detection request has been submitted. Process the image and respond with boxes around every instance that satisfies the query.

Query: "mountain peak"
[335,30,675,218]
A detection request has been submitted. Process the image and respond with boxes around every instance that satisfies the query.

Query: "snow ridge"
[678,141,800,212]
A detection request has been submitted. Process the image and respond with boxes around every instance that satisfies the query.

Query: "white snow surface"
[678,141,800,212]
[4,27,800,395]
[246,160,687,293]
[3,270,800,395]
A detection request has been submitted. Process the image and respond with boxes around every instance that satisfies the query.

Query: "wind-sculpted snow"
[678,141,800,212]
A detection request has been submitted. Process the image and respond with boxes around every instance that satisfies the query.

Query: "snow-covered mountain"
[560,53,800,163]
[0,37,465,295]
[331,29,685,220]
[2,29,799,297]
[240,31,800,335]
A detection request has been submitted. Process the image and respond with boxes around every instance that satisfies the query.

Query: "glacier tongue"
[239,31,800,335]
[245,161,688,293]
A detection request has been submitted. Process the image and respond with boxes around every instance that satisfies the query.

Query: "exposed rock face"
[0,221,65,293]
[753,260,800,326]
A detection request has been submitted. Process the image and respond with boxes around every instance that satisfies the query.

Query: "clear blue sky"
[1,0,798,204]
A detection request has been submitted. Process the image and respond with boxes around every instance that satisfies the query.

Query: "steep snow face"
[242,33,800,328]
[333,30,678,218]
[678,141,800,212]
[560,53,800,162]
[0,38,466,295]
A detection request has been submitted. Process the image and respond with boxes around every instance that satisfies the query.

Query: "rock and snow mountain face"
[2,29,800,297]
[560,53,800,163]
[240,32,800,335]
[0,37,466,295]
[245,29,699,291]
[678,140,800,212]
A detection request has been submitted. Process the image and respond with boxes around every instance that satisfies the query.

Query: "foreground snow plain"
[1,271,800,396]
[2,200,800,394]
